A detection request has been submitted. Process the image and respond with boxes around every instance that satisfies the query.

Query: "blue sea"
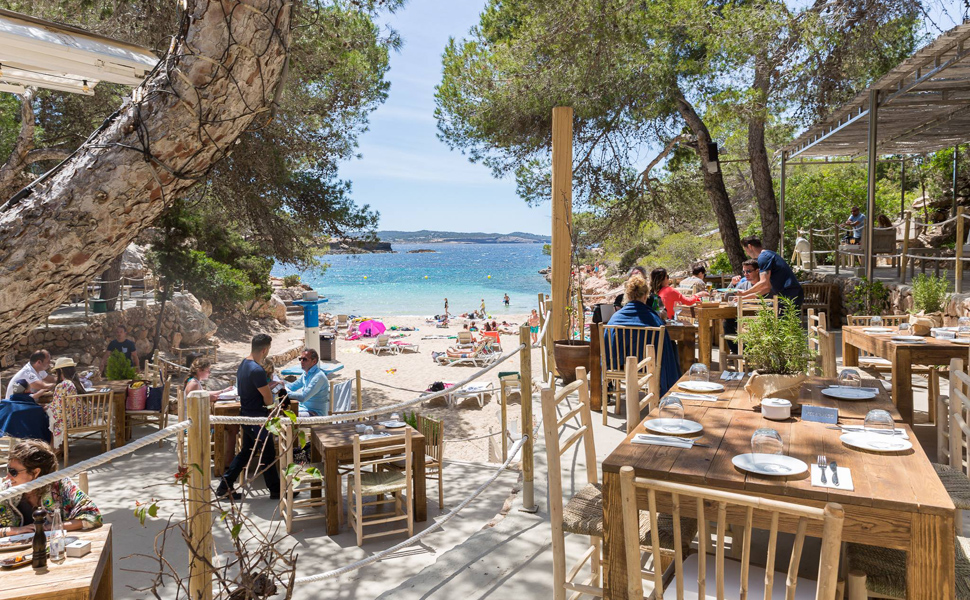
[272,243,551,317]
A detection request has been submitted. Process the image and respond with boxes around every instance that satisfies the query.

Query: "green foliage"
[845,277,891,316]
[708,252,733,275]
[542,243,551,256]
[911,273,950,314]
[643,233,718,275]
[403,411,419,429]
[737,298,814,375]
[105,350,136,381]
[283,274,302,288]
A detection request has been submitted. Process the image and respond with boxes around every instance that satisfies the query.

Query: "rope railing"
[903,254,958,261]
[0,420,190,503]
[532,310,552,348]
[913,213,960,227]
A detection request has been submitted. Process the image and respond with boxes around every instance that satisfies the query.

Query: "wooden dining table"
[692,303,738,368]
[601,372,955,599]
[842,325,969,424]
[311,421,426,536]
[663,322,698,372]
[0,525,112,600]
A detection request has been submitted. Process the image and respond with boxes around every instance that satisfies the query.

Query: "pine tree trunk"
[748,56,781,252]
[675,93,746,271]
[0,0,292,353]
[99,254,124,312]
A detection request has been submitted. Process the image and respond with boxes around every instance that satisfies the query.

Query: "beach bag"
[428,381,446,393]
[145,386,163,412]
[126,380,148,411]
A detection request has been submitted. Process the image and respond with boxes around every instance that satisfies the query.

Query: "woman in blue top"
[606,273,682,396]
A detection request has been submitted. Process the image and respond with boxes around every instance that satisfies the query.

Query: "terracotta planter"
[744,372,807,403]
[554,340,591,384]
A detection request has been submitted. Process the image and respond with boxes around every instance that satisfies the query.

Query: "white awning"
[0,8,158,96]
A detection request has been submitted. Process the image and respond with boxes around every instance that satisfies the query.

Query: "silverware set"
[637,434,710,448]
[816,454,840,486]
[720,371,745,381]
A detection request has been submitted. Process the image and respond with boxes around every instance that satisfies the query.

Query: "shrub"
[708,252,732,275]
[737,297,814,375]
[845,277,890,316]
[912,272,950,313]
[105,350,137,381]
[282,274,302,288]
[644,232,717,275]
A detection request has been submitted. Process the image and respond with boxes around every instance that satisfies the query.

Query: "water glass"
[838,369,862,389]
[864,409,898,449]
[390,412,401,422]
[751,428,786,472]
[688,363,710,383]
[870,315,883,328]
[897,321,911,335]
[659,396,686,432]
[959,317,970,337]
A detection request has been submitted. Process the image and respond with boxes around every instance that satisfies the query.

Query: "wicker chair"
[846,536,970,599]
[62,392,113,467]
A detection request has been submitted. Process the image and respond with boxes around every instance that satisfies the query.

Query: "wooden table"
[664,323,698,372]
[0,525,112,600]
[311,421,426,536]
[692,303,737,368]
[601,372,955,599]
[842,326,969,424]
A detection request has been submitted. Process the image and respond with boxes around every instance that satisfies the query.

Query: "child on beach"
[529,310,540,343]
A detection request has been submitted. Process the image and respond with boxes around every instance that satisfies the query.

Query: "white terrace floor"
[69,337,955,599]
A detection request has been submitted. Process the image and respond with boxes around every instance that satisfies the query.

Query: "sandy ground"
[205,314,539,464]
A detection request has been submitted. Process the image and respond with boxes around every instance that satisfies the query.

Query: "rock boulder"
[171,293,218,345]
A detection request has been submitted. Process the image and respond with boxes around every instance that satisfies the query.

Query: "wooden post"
[519,324,536,512]
[355,369,362,410]
[551,106,573,348]
[809,229,815,271]
[589,322,603,412]
[957,207,965,292]
[538,293,548,380]
[901,210,912,282]
[544,298,556,380]
[624,356,638,434]
[576,289,584,341]
[834,220,841,276]
[500,379,508,463]
[186,390,213,600]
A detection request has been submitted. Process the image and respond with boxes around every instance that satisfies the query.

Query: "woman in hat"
[47,357,86,448]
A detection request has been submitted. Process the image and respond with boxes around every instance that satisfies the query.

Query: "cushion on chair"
[348,470,407,495]
[846,537,970,600]
[933,463,970,510]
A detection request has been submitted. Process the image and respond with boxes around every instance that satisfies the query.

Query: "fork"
[817,454,827,484]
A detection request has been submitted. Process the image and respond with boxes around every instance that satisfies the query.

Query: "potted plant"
[909,272,950,332]
[738,297,814,403]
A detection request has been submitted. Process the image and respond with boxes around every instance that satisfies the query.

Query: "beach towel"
[331,380,354,413]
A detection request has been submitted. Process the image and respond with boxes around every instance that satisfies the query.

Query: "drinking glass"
[870,315,883,328]
[959,317,970,337]
[897,321,911,335]
[688,363,709,383]
[658,396,686,432]
[673,306,683,322]
[863,409,899,449]
[838,369,862,389]
[750,428,787,472]
[390,412,401,422]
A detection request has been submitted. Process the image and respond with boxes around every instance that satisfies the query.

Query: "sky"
[339,1,552,236]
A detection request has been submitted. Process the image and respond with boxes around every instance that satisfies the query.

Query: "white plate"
[0,532,51,552]
[820,386,877,400]
[840,431,913,452]
[678,381,725,393]
[952,338,970,345]
[863,327,893,333]
[379,421,407,428]
[644,418,703,435]
[892,335,926,343]
[732,453,808,476]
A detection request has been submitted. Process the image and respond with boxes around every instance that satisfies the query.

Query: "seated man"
[100,325,139,373]
[286,349,329,417]
[679,265,708,294]
[5,350,53,398]
[733,259,760,291]
[0,380,51,442]
[843,206,865,244]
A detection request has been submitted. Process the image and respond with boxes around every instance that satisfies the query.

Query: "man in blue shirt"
[287,348,329,416]
[843,206,865,244]
[737,237,804,308]
[217,334,281,501]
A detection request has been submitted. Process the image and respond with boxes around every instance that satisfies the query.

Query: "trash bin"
[319,332,336,361]
[90,299,108,314]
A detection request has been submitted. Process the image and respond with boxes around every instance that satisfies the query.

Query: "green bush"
[912,272,950,313]
[105,350,137,381]
[845,277,890,316]
[644,232,717,275]
[708,252,732,275]
[283,274,302,287]
[737,298,814,375]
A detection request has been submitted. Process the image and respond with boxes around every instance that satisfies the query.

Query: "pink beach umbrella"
[358,319,386,337]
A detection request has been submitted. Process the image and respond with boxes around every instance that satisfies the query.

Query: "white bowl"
[762,397,792,420]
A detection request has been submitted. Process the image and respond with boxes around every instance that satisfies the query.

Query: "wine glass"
[864,409,899,449]
[658,396,687,432]
[673,305,683,323]
[959,317,970,338]
[390,412,401,422]
[750,428,788,473]
[688,363,710,383]
[838,369,862,389]
[870,315,883,329]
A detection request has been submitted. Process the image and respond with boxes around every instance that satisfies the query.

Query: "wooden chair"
[932,358,970,536]
[541,367,692,599]
[126,373,173,442]
[808,309,837,378]
[719,298,777,372]
[388,415,445,508]
[623,350,657,434]
[347,428,413,546]
[619,469,845,600]
[600,325,665,426]
[62,392,113,467]
[802,283,833,316]
[279,420,327,533]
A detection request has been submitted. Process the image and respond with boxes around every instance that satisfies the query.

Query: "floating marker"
[424,275,429,279]
[487,274,491,279]
[363,276,368,279]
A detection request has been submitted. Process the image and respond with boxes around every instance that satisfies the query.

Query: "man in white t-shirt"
[679,265,708,294]
[5,349,53,399]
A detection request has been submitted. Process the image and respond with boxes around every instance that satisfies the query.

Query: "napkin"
[632,434,694,448]
[810,464,854,491]
[839,425,909,439]
[668,393,721,402]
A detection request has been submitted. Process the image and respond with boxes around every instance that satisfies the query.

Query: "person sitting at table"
[47,358,86,450]
[651,267,709,319]
[613,266,648,308]
[731,259,760,291]
[216,334,281,501]
[737,236,804,309]
[606,273,682,396]
[678,265,708,294]
[5,350,54,399]
[0,439,102,537]
[287,349,330,417]
[184,358,236,470]
[0,380,51,443]
[100,325,139,374]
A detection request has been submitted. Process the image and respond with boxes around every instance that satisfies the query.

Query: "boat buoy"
[487,274,491,279]
[363,276,368,279]
[424,275,429,279]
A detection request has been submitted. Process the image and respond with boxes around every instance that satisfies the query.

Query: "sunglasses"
[6,466,20,478]
[742,269,755,273]
[299,357,311,362]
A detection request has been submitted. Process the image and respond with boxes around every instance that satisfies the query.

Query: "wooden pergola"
[0,8,157,96]
[782,21,970,281]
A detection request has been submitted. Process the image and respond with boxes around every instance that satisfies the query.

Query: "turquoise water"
[273,243,551,317]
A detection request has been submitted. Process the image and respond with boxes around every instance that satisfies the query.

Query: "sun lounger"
[367,334,397,355]
[392,340,420,353]
[456,330,475,349]
[434,342,499,367]
[448,382,494,408]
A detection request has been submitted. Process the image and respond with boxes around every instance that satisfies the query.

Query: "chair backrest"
[417,415,444,464]
[802,283,831,307]
[807,309,837,378]
[482,331,501,345]
[338,314,348,325]
[457,330,473,344]
[63,392,112,430]
[601,325,665,380]
[619,470,844,600]
[353,428,412,488]
[847,314,909,327]
[944,359,970,477]
[329,379,359,414]
[624,350,657,433]
[376,334,390,346]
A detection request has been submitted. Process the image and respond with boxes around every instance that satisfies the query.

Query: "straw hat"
[51,357,76,371]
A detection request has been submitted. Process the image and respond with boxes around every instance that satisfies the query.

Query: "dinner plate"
[863,327,893,333]
[0,553,31,569]
[840,431,913,452]
[952,338,970,345]
[644,418,703,435]
[731,453,808,476]
[820,386,877,400]
[0,532,50,552]
[360,432,391,441]
[678,381,725,393]
[892,335,927,343]
[379,420,407,428]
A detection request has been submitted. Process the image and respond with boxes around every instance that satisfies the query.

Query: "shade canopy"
[0,8,158,96]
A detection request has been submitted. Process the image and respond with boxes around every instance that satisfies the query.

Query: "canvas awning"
[0,8,158,96]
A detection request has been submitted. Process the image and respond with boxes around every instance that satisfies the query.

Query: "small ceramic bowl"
[762,398,792,421]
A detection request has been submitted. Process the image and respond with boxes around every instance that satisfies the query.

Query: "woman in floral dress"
[46,357,86,449]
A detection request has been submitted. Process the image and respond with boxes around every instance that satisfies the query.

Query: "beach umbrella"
[358,319,386,337]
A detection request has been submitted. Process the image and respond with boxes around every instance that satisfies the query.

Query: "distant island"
[378,230,550,244]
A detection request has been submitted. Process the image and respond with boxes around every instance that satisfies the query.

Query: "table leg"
[892,347,914,424]
[112,393,126,447]
[907,512,955,599]
[698,317,712,368]
[677,340,695,373]
[842,336,860,368]
[603,470,628,599]
[213,424,226,479]
[325,448,340,535]
[414,445,427,522]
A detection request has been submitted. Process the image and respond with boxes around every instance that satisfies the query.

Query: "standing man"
[287,348,329,417]
[217,334,280,501]
[100,325,138,373]
[738,237,804,308]
[5,350,53,398]
[843,206,866,244]
[503,293,510,307]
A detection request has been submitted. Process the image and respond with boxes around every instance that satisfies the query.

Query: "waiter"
[737,236,804,309]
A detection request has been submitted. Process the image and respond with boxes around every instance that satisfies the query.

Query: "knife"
[828,461,839,486]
